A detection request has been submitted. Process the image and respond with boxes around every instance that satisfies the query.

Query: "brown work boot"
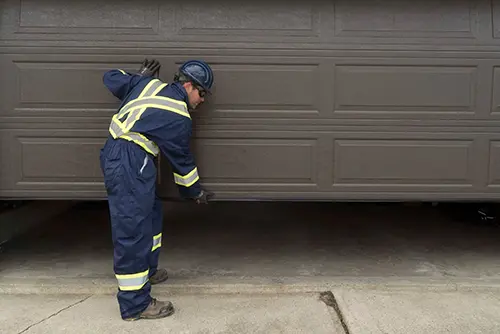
[124,298,174,321]
[149,268,169,285]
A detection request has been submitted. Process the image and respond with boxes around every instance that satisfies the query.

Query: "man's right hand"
[138,58,161,77]
[194,189,214,204]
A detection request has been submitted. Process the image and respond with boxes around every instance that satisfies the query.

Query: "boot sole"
[150,275,168,285]
[140,305,175,319]
[124,306,175,321]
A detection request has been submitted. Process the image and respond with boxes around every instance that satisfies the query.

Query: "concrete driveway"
[3,288,500,334]
[1,201,500,333]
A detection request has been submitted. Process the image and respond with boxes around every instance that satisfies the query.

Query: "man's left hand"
[138,58,161,77]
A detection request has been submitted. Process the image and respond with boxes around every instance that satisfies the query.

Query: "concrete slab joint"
[319,291,351,334]
[17,296,92,334]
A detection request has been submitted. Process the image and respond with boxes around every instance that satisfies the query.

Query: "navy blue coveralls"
[99,69,202,319]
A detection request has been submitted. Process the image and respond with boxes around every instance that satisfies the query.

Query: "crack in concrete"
[319,291,351,334]
[17,295,92,334]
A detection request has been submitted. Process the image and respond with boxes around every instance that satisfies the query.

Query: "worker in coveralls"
[99,58,214,320]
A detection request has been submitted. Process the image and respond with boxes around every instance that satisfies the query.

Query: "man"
[99,58,214,321]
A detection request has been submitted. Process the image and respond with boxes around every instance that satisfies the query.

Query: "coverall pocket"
[136,154,156,184]
[102,158,123,193]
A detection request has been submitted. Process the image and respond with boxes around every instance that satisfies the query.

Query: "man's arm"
[102,69,145,101]
[102,59,162,101]
[156,120,203,199]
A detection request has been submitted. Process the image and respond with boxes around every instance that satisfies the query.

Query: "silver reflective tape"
[124,133,159,155]
[140,80,163,98]
[116,270,149,291]
[117,132,159,156]
[110,119,159,156]
[152,233,162,251]
[119,96,188,120]
[116,79,162,119]
[174,168,199,187]
[109,120,122,137]
[121,107,144,129]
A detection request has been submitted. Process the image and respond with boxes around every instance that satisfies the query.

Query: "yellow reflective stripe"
[152,233,162,252]
[109,119,122,139]
[110,80,163,136]
[109,119,159,156]
[109,125,118,139]
[115,269,149,291]
[119,82,169,132]
[139,79,161,99]
[122,82,168,132]
[109,83,161,157]
[107,78,185,157]
[174,167,199,187]
[110,114,128,131]
[115,269,149,279]
[128,102,190,120]
[152,83,167,96]
[121,101,190,133]
[124,95,188,108]
[118,69,128,75]
[120,133,159,156]
[151,95,188,107]
[119,96,190,120]
[116,79,163,120]
[123,107,149,132]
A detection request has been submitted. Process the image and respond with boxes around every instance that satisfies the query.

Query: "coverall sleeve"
[157,120,202,199]
[102,69,145,101]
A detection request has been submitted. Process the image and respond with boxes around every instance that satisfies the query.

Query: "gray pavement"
[335,288,500,334]
[3,293,343,334]
[2,289,500,333]
[1,201,500,333]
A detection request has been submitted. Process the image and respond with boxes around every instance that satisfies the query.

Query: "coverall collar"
[171,82,192,110]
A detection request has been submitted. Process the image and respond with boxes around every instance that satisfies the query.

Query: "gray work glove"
[138,58,161,77]
[194,189,214,204]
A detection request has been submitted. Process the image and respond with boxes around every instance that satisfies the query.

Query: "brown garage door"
[1,0,500,201]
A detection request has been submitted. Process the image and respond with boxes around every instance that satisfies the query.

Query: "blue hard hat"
[179,60,214,93]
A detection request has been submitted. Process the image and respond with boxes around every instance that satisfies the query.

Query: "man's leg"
[101,143,172,320]
[149,196,168,284]
[110,194,153,319]
[100,145,148,318]
[106,167,154,319]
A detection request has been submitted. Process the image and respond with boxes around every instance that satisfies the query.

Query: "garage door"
[2,0,500,201]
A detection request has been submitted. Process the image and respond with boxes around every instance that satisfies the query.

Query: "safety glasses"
[193,83,206,98]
